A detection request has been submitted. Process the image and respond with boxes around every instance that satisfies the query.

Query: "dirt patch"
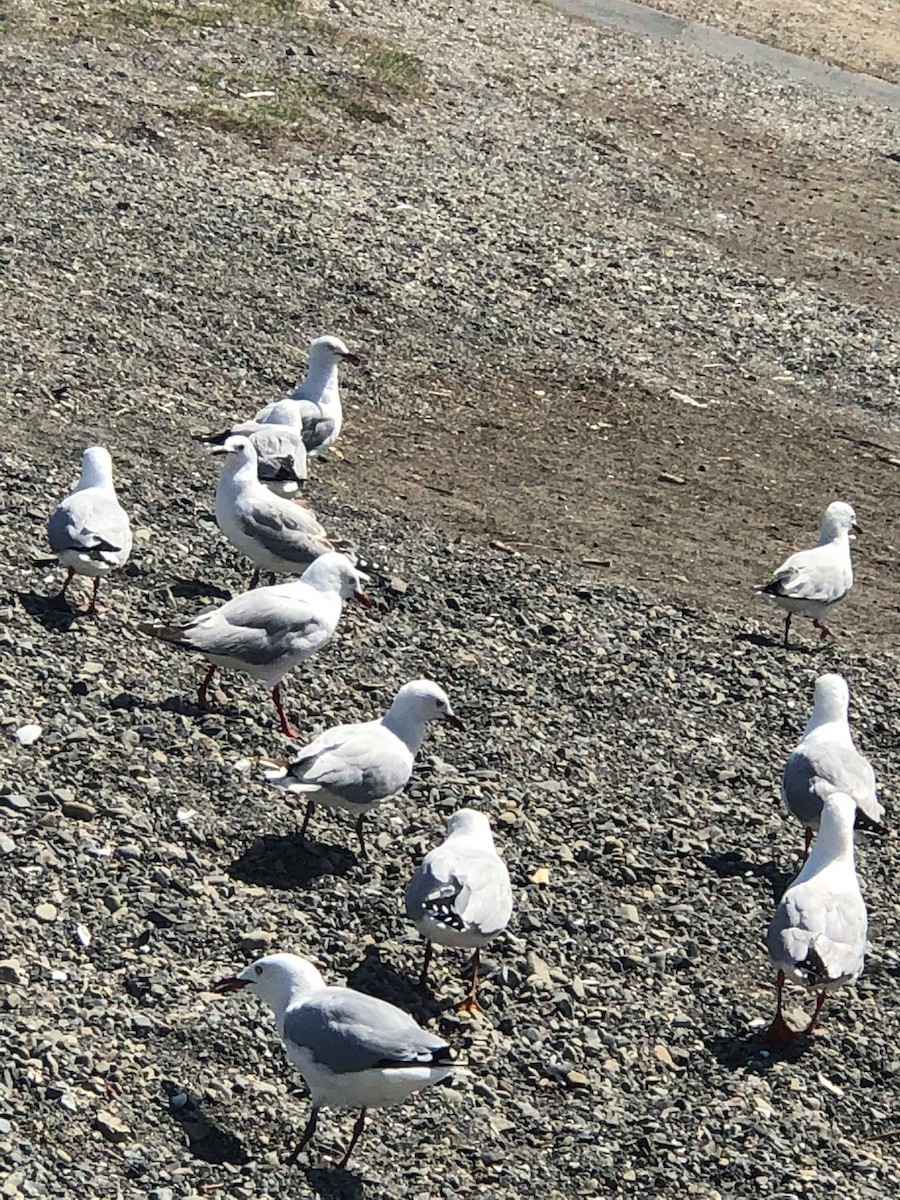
[641,0,900,84]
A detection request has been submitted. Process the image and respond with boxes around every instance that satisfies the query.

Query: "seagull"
[210,952,459,1168]
[47,446,133,614]
[405,809,513,1012]
[264,680,462,858]
[212,436,354,588]
[137,553,369,737]
[757,501,859,648]
[197,336,359,476]
[199,419,309,497]
[763,792,867,1044]
[783,673,885,860]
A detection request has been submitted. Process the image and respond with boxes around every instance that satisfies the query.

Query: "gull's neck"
[382,703,429,755]
[78,460,115,492]
[223,454,258,490]
[817,526,850,548]
[293,360,340,407]
[796,803,856,881]
[804,703,851,741]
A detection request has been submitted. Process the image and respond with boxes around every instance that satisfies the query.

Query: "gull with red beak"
[138,552,370,738]
[264,680,462,858]
[197,334,360,469]
[757,501,860,649]
[209,952,460,1169]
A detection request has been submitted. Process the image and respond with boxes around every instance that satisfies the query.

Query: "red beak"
[444,714,464,731]
[354,592,373,609]
[342,352,362,366]
[210,976,251,994]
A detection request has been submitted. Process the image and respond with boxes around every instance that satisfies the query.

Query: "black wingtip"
[854,810,888,836]
[759,578,786,597]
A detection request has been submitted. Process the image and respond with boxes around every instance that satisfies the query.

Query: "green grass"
[12,0,343,37]
[185,64,394,140]
[360,43,425,96]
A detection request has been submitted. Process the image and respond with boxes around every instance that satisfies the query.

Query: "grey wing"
[406,846,512,938]
[284,989,450,1075]
[769,884,867,984]
[48,492,131,562]
[290,728,409,804]
[787,742,882,826]
[238,501,333,567]
[249,426,308,483]
[300,406,336,454]
[184,590,328,663]
[764,547,845,604]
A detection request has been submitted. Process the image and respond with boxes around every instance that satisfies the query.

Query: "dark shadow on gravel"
[302,1167,364,1199]
[228,833,357,889]
[701,851,794,904]
[162,1080,249,1165]
[734,631,822,655]
[17,588,82,632]
[706,1031,818,1072]
[169,576,234,602]
[346,945,447,1022]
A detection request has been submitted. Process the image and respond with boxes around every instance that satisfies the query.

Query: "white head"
[302,551,371,606]
[79,446,115,489]
[810,672,850,725]
[211,952,325,1016]
[389,679,463,729]
[819,502,860,542]
[446,808,494,845]
[306,334,360,372]
[210,435,257,472]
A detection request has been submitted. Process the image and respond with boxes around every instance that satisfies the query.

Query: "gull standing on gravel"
[763,792,867,1043]
[47,446,133,614]
[199,335,359,476]
[211,952,459,1168]
[405,809,513,1011]
[138,553,369,737]
[265,680,462,858]
[783,672,885,860]
[213,436,355,588]
[197,419,310,496]
[757,501,860,648]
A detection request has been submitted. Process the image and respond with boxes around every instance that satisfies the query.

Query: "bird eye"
[436,700,445,710]
[254,965,263,976]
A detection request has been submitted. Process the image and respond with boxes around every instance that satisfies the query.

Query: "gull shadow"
[701,851,794,905]
[162,1080,249,1165]
[17,588,82,633]
[228,832,357,889]
[302,1167,364,1199]
[345,945,446,1022]
[169,576,234,602]
[735,631,821,655]
[706,1030,816,1073]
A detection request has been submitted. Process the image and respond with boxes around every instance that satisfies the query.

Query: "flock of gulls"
[42,335,883,1166]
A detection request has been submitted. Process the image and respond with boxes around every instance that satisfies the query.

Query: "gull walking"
[199,335,359,475]
[211,952,459,1168]
[47,446,133,614]
[783,673,885,860]
[138,553,369,737]
[764,792,867,1043]
[757,501,859,648]
[213,436,353,588]
[405,810,513,1011]
[265,680,462,858]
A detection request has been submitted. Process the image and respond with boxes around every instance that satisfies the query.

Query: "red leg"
[457,947,482,1013]
[805,990,827,1035]
[52,567,75,609]
[197,664,217,709]
[418,939,434,989]
[763,970,798,1045]
[267,573,277,586]
[86,577,101,615]
[782,613,791,649]
[247,568,260,590]
[337,1109,367,1170]
[272,685,298,738]
[813,618,833,641]
[299,799,315,840]
[802,827,813,863]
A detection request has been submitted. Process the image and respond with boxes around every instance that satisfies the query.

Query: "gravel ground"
[3,1,900,1197]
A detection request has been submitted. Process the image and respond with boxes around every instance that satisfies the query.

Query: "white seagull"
[138,553,369,737]
[782,673,885,860]
[211,952,459,1168]
[198,335,359,478]
[405,809,513,1011]
[213,436,353,588]
[47,446,133,614]
[763,792,867,1043]
[757,501,859,648]
[265,680,462,858]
